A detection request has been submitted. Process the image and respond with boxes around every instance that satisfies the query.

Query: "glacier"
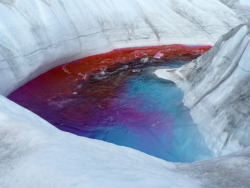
[155,22,250,156]
[0,0,250,187]
[0,0,243,96]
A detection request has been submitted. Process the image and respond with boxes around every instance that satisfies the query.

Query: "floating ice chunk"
[140,57,149,63]
[154,52,164,59]
[62,65,71,74]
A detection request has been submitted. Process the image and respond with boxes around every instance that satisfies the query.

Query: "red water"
[8,44,212,162]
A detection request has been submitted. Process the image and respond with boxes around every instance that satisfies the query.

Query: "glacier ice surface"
[0,0,250,187]
[155,23,250,156]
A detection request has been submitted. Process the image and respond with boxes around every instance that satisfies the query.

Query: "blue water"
[113,63,212,162]
[9,59,213,162]
[84,61,213,162]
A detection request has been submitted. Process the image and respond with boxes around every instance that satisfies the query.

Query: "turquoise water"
[9,60,213,162]
[100,63,213,162]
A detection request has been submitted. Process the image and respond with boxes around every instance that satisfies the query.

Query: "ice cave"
[0,0,250,188]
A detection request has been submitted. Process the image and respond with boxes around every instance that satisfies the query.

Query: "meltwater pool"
[8,45,213,162]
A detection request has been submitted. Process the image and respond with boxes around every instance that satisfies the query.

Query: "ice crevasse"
[0,0,250,188]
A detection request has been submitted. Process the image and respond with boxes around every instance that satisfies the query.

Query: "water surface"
[8,46,213,162]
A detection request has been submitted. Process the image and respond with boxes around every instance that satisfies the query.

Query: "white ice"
[0,0,250,187]
[155,22,250,157]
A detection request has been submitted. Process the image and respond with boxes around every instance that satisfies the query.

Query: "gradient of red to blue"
[8,45,213,162]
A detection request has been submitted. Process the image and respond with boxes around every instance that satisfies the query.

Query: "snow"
[0,0,250,187]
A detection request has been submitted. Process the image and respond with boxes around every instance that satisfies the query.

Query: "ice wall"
[155,23,250,156]
[1,0,250,187]
[0,0,242,96]
[183,23,250,155]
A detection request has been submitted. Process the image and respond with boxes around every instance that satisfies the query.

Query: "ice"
[0,96,202,188]
[155,22,250,157]
[0,0,250,187]
[0,0,243,96]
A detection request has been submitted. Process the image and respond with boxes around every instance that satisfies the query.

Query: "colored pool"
[8,45,213,162]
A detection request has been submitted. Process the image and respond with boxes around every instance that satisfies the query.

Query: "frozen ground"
[0,0,250,187]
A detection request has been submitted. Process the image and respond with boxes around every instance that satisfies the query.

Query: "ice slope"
[0,0,243,96]
[155,23,250,157]
[0,0,250,187]
[1,89,250,188]
[221,0,250,21]
[2,94,249,188]
[0,96,202,188]
[1,86,250,188]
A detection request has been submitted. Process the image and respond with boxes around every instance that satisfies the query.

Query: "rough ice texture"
[155,23,250,157]
[221,0,250,22]
[0,0,243,96]
[0,0,250,187]
[182,24,250,156]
